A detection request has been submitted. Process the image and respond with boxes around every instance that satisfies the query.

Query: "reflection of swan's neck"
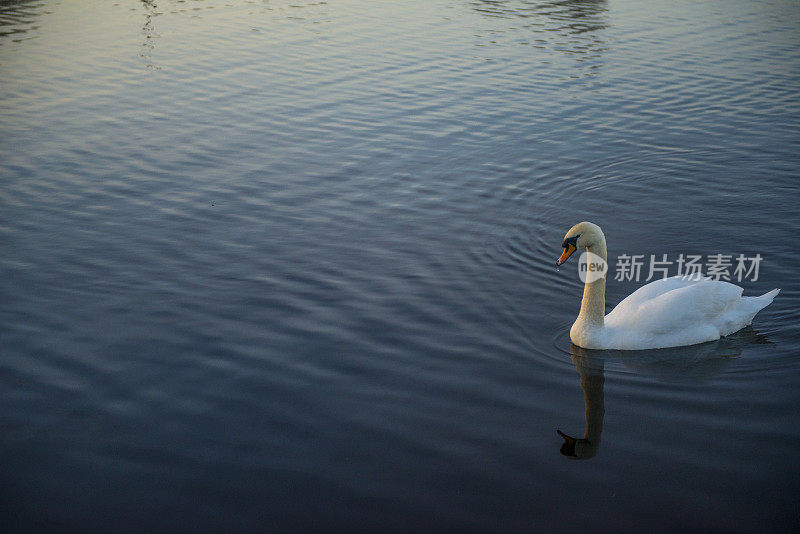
[580,360,604,447]
[578,240,607,326]
[559,352,605,460]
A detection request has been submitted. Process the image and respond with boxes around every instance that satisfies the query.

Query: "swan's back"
[606,275,706,317]
[604,275,778,350]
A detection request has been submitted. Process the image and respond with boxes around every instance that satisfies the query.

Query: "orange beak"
[556,243,576,266]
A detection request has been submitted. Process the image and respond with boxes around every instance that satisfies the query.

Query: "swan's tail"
[742,288,780,319]
[754,288,780,308]
[718,288,779,337]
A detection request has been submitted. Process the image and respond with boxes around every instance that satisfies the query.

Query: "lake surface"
[2,0,799,531]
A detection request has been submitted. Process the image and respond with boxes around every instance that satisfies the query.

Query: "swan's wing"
[606,274,709,320]
[606,278,743,337]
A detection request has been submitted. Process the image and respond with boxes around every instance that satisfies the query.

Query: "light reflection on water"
[1,0,799,531]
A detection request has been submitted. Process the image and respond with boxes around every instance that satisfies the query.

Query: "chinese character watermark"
[604,253,762,283]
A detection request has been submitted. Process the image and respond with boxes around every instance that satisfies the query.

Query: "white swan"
[556,222,779,350]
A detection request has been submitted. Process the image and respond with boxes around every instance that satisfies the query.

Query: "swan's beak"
[556,244,576,266]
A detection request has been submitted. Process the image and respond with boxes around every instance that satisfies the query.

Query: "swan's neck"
[578,240,607,327]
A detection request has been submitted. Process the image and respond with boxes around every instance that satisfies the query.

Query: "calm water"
[2,0,799,531]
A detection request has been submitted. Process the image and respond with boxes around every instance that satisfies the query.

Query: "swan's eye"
[562,234,580,249]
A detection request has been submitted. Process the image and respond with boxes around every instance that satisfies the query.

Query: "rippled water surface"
[2,0,799,531]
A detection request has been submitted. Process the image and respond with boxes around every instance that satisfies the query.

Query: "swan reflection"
[557,327,769,460]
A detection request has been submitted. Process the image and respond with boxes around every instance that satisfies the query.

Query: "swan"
[556,222,779,350]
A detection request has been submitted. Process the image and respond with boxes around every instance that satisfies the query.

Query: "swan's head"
[556,221,605,266]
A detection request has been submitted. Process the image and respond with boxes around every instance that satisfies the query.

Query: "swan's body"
[557,222,779,350]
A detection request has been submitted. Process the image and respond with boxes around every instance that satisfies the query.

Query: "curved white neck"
[578,240,608,326]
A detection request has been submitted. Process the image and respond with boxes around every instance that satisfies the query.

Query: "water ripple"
[2,0,799,531]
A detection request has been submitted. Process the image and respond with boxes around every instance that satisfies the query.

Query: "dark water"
[2,0,799,531]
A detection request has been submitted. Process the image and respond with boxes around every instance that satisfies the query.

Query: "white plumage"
[557,222,779,350]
